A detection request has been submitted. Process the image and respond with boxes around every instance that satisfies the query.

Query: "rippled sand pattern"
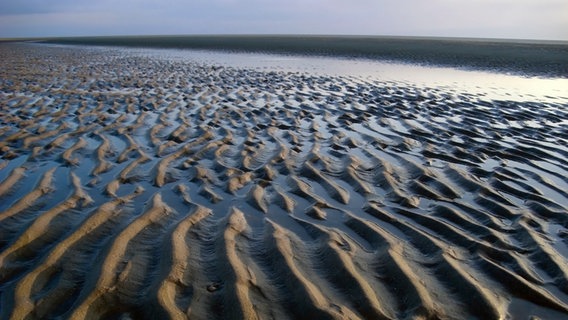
[1,44,568,319]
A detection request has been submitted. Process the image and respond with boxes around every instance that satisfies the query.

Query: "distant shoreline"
[3,35,568,78]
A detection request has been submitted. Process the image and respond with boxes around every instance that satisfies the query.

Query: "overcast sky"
[1,0,567,40]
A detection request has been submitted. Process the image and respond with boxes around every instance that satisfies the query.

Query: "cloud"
[0,0,86,15]
[1,0,567,40]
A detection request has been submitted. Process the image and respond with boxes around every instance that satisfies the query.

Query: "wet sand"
[1,43,568,319]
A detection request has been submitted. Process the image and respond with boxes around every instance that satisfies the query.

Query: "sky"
[1,0,567,40]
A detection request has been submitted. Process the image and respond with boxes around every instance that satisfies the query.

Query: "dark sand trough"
[0,43,567,319]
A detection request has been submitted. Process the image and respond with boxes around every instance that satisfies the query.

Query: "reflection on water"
[39,43,568,104]
[108,45,568,104]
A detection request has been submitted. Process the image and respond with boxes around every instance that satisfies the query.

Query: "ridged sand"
[1,43,567,319]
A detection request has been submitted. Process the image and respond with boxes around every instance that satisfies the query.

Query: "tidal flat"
[0,38,567,319]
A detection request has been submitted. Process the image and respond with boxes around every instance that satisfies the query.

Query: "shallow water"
[115,44,568,104]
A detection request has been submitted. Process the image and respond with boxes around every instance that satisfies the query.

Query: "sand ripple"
[1,43,568,319]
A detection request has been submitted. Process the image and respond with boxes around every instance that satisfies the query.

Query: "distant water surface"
[41,35,568,78]
[41,42,568,105]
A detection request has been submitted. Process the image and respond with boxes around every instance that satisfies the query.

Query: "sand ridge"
[0,43,568,319]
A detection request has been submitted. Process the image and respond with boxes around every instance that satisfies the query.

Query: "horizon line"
[2,33,568,45]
